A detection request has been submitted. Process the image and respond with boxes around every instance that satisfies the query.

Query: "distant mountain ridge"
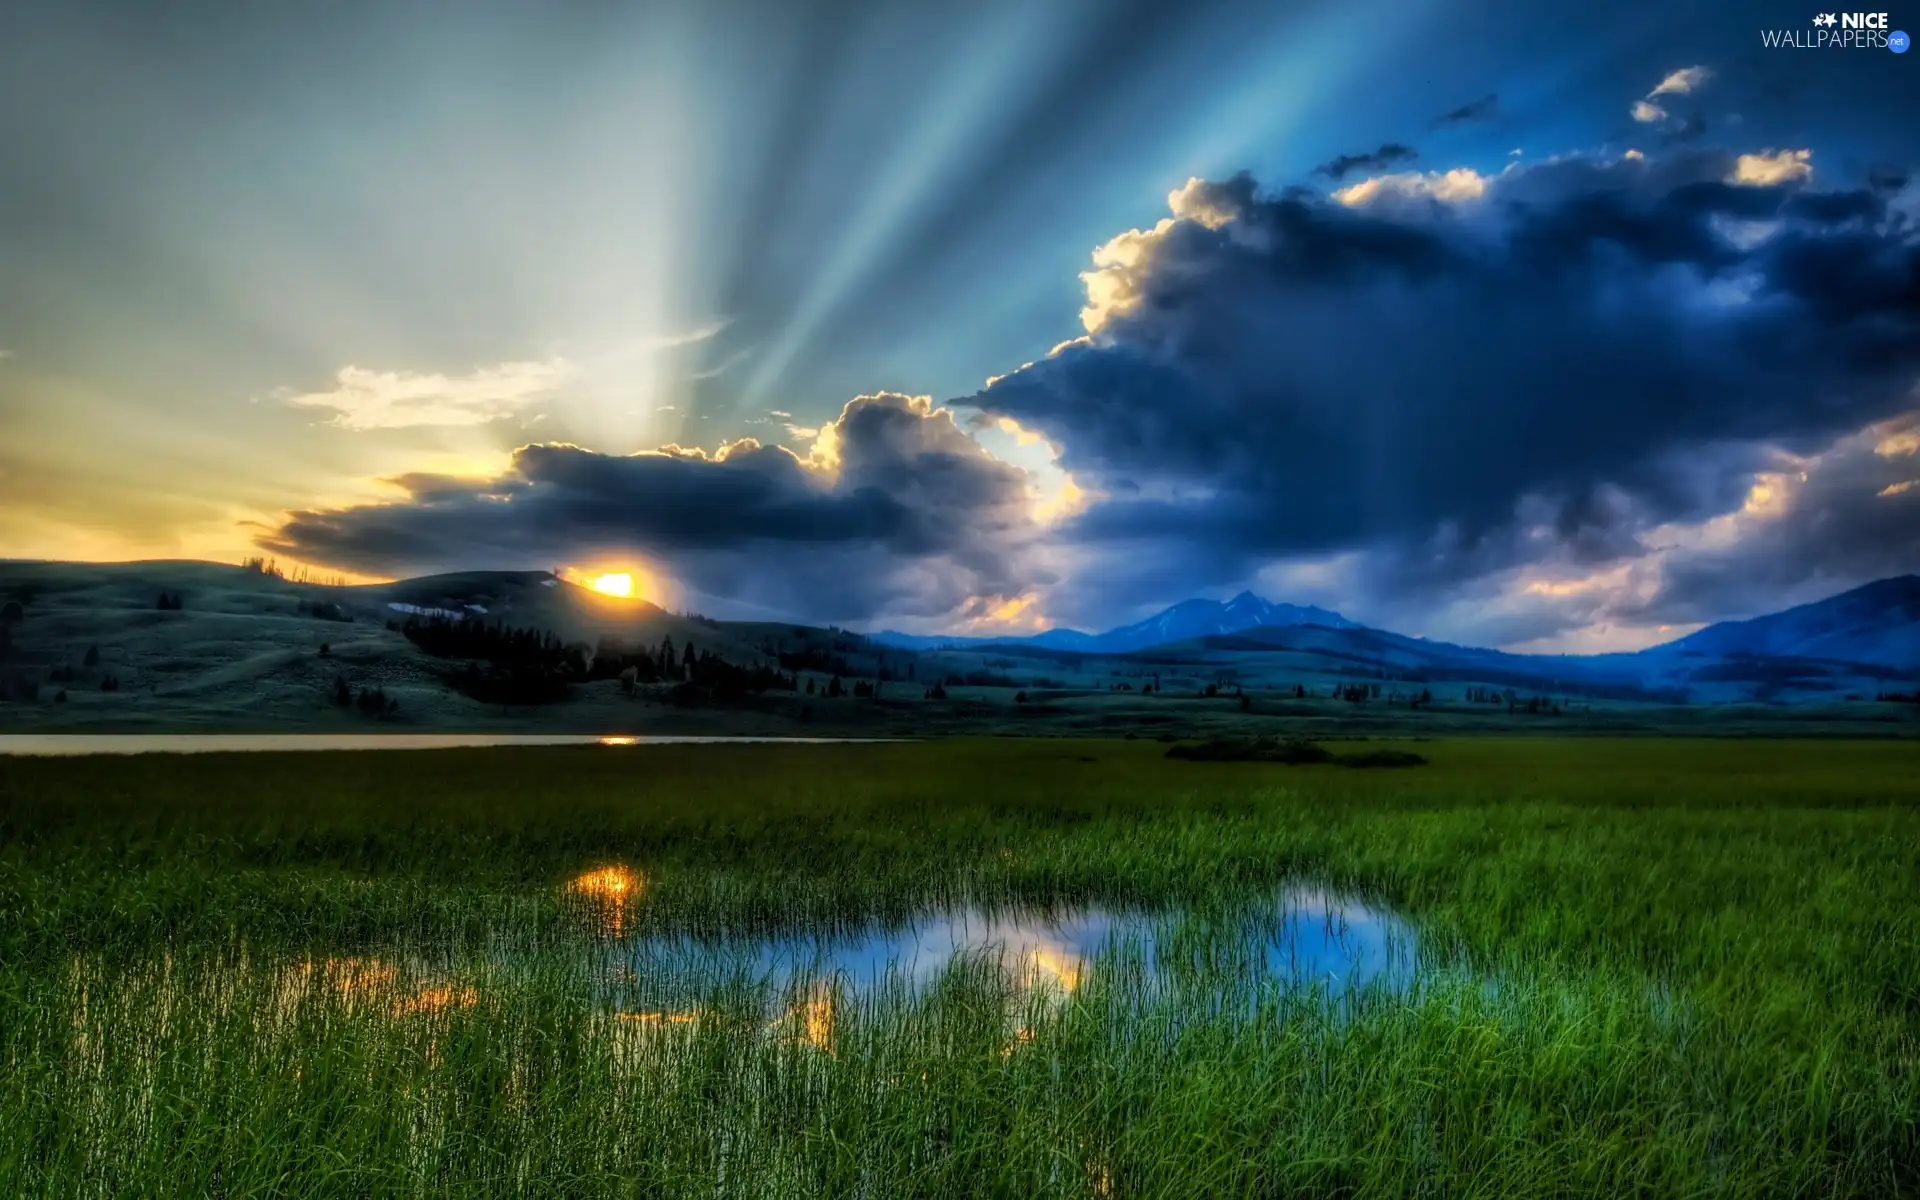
[873,590,1359,653]
[872,576,1920,685]
[1646,575,1920,670]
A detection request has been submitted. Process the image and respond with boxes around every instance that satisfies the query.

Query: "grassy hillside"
[0,561,771,731]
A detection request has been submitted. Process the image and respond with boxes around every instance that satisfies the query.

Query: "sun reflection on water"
[1022,946,1084,994]
[567,865,644,935]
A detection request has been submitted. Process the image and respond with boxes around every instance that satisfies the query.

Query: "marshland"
[3,736,1916,1197]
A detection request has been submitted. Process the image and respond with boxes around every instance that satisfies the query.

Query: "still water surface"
[567,869,1423,1030]
[0,733,892,755]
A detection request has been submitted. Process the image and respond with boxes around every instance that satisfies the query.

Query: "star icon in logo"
[1813,12,1837,25]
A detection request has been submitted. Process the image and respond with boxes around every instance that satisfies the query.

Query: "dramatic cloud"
[1632,100,1668,124]
[1315,143,1418,182]
[964,147,1920,631]
[281,360,575,431]
[260,393,1056,622]
[1431,94,1498,128]
[1245,407,1920,650]
[260,130,1919,640]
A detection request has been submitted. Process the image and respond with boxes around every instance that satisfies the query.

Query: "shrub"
[1340,749,1428,769]
[1168,738,1334,764]
[1166,737,1427,769]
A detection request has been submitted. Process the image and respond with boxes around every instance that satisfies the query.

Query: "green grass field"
[3,738,1918,1197]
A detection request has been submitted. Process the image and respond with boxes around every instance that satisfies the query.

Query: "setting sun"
[589,572,634,598]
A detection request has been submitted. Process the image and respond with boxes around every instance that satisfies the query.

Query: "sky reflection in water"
[604,885,1421,1024]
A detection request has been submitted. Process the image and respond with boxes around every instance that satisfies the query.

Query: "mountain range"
[875,592,1357,654]
[875,576,1920,675]
[1650,575,1920,668]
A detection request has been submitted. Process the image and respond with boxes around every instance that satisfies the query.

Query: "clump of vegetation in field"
[1167,736,1336,763]
[1166,737,1427,768]
[1338,748,1429,768]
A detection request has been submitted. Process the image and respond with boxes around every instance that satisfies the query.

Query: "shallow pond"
[611,891,1416,1003]
[560,872,1423,1039]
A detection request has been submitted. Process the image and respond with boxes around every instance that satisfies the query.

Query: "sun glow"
[567,865,643,935]
[561,564,663,603]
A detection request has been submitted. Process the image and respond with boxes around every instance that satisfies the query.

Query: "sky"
[2,0,1917,651]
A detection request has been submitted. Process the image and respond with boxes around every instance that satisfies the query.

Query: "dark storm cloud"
[1867,166,1910,194]
[1430,93,1497,128]
[1314,143,1418,181]
[261,393,1050,622]
[965,151,1920,620]
[1661,114,1707,145]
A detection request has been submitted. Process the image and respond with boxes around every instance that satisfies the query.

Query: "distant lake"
[0,734,895,757]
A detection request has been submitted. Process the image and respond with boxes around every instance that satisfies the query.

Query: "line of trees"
[401,616,588,706]
[334,676,398,716]
[399,616,799,706]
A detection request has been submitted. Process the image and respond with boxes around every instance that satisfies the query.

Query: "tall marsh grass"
[1,737,1917,1196]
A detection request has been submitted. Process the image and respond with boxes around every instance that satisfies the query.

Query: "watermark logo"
[1762,12,1903,46]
